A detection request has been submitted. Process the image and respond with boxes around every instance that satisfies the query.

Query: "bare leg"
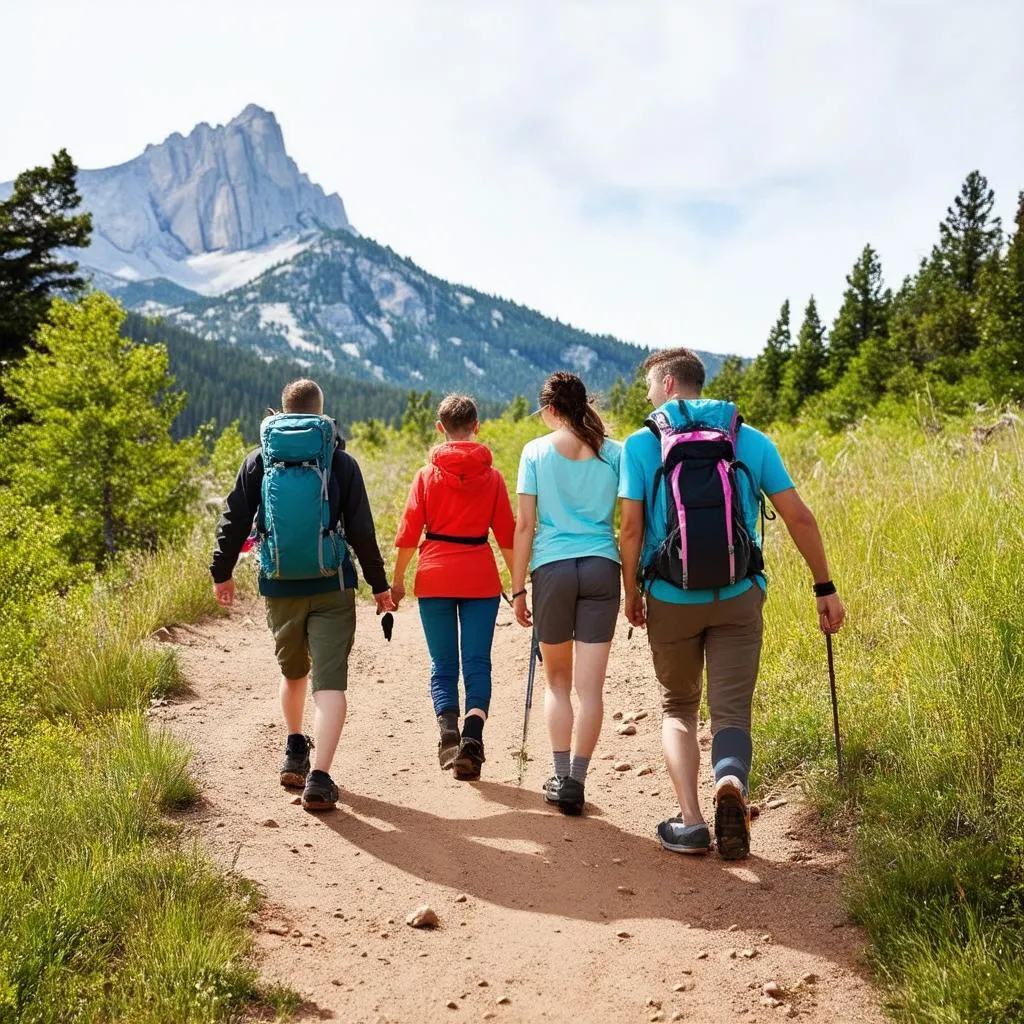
[311,689,347,773]
[541,640,574,753]
[662,714,705,825]
[571,641,611,758]
[280,675,308,734]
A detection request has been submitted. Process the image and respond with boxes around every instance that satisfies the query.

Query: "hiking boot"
[452,737,485,781]
[280,734,313,788]
[301,769,339,812]
[714,779,751,860]
[556,776,585,817]
[657,818,712,855]
[438,727,461,771]
[542,776,564,805]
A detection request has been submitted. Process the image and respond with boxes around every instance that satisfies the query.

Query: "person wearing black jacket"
[210,379,395,811]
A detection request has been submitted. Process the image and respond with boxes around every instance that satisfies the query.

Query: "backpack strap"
[644,410,672,438]
[733,460,776,547]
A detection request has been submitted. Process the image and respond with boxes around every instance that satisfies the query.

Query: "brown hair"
[281,378,324,414]
[437,393,479,434]
[540,371,608,459]
[641,347,706,393]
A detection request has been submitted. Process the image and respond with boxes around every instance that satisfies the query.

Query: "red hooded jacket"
[395,442,515,598]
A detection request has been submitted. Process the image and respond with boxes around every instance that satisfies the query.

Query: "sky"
[3,1,1023,357]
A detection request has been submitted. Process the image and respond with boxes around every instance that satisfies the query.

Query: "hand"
[374,590,397,615]
[390,582,406,610]
[624,589,646,629]
[817,593,845,634]
[214,580,235,608]
[513,592,532,628]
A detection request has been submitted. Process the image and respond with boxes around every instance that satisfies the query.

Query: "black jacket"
[210,446,389,597]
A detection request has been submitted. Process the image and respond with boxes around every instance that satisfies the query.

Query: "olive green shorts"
[264,589,356,692]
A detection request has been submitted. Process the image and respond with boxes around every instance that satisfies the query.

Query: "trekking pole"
[517,629,541,786]
[826,632,844,781]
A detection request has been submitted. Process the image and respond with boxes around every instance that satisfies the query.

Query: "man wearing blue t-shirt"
[618,348,845,860]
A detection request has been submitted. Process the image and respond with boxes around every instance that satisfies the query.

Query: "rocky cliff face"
[63,104,351,285]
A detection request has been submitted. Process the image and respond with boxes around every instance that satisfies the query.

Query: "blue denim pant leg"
[458,596,500,716]
[418,598,460,716]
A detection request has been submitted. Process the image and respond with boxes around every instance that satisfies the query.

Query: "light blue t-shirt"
[618,399,794,605]
[517,435,622,571]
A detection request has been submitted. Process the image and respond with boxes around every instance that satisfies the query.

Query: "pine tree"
[0,150,92,359]
[740,300,791,426]
[703,355,746,404]
[979,191,1024,399]
[778,297,828,419]
[2,294,202,564]
[936,170,1002,297]
[827,245,889,384]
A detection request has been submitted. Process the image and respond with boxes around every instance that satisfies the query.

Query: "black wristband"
[813,580,837,598]
[511,589,527,599]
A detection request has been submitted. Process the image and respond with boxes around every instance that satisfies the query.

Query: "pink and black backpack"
[642,400,766,592]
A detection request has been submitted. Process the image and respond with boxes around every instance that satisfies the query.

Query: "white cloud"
[2,1,1022,356]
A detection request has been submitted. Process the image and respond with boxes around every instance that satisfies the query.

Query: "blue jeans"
[418,596,500,717]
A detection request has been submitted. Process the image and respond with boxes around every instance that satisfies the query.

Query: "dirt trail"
[160,597,882,1024]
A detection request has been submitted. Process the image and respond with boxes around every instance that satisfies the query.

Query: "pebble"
[767,798,789,809]
[455,894,468,903]
[300,939,313,948]
[673,981,695,992]
[333,911,344,919]
[612,711,624,720]
[761,996,783,1008]
[615,930,631,939]
[617,886,636,895]
[634,710,649,721]
[601,752,616,760]
[740,948,758,959]
[785,1006,798,1018]
[645,998,661,1009]
[670,1014,684,1022]
[727,924,740,932]
[484,1015,496,1021]
[616,723,638,736]
[266,924,289,936]
[291,929,303,938]
[637,766,654,776]
[290,796,302,805]
[612,857,624,864]
[696,950,709,960]
[613,761,633,772]
[478,980,489,987]
[261,818,279,828]
[800,972,818,985]
[446,1000,459,1009]
[650,1015,664,1022]
[406,905,439,929]
[496,996,511,1005]
[763,982,784,999]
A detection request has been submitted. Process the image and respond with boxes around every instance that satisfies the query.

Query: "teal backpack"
[258,413,347,580]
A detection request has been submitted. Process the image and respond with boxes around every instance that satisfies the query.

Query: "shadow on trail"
[318,780,863,970]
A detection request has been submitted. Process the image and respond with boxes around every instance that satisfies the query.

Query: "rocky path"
[157,598,882,1024]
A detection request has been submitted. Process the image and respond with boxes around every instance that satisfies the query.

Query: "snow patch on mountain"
[562,344,598,372]
[463,356,485,377]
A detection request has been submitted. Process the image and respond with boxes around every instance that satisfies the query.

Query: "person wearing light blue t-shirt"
[618,348,846,860]
[511,372,622,817]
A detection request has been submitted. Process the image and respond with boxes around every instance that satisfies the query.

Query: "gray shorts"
[531,556,621,645]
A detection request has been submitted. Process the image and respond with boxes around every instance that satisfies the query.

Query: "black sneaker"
[557,776,585,816]
[542,776,563,804]
[714,780,751,860]
[438,727,461,771]
[280,734,313,788]
[302,769,339,812]
[452,737,485,781]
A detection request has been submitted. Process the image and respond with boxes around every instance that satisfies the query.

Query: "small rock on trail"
[406,906,439,929]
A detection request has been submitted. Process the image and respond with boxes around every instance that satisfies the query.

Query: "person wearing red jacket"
[391,394,515,780]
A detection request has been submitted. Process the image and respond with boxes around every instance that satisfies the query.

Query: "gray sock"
[553,750,571,779]
[569,755,591,783]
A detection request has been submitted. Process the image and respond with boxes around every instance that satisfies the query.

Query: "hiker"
[618,348,845,859]
[511,371,622,816]
[390,394,515,781]
[210,379,395,812]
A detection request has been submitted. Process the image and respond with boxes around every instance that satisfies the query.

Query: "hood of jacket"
[429,442,494,491]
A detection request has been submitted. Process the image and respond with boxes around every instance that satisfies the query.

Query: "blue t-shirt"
[618,399,794,604]
[517,435,622,571]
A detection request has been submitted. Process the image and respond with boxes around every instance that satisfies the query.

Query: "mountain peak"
[230,102,278,127]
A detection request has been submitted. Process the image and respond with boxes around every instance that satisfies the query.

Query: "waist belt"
[425,532,489,546]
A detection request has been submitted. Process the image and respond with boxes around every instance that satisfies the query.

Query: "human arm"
[511,493,536,627]
[619,498,647,628]
[768,487,845,634]
[391,548,416,609]
[335,451,394,611]
[391,471,427,609]
[490,473,517,578]
[210,449,262,606]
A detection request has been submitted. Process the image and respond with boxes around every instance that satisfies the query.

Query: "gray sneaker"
[657,818,712,854]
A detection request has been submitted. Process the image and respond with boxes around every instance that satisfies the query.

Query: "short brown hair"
[281,378,324,414]
[641,347,706,393]
[437,393,478,434]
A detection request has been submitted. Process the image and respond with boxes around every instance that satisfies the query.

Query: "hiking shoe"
[542,776,564,805]
[557,776,585,817]
[301,769,339,812]
[438,728,461,771]
[452,737,485,781]
[714,780,751,860]
[657,818,712,855]
[280,734,313,788]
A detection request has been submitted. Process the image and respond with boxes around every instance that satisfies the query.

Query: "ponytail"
[539,371,608,460]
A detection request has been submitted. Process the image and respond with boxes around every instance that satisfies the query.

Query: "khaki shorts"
[646,584,765,733]
[265,589,356,692]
